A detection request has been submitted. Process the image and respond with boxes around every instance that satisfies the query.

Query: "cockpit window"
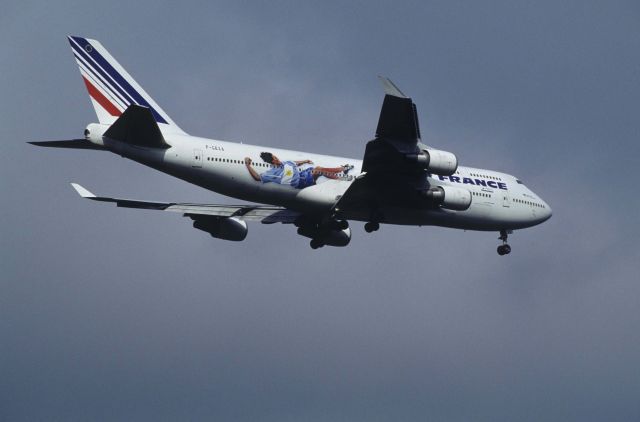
[516,179,523,184]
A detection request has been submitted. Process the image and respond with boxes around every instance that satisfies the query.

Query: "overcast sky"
[2,1,640,420]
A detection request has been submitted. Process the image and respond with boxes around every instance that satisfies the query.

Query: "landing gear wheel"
[497,244,511,255]
[336,220,349,230]
[310,239,323,249]
[364,222,380,233]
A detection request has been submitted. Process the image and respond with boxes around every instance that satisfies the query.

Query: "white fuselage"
[95,126,552,232]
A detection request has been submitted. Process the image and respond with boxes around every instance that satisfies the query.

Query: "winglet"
[71,183,96,198]
[378,76,407,98]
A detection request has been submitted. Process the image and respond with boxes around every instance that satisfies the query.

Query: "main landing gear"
[302,219,350,249]
[497,230,512,256]
[364,221,380,233]
[310,238,323,249]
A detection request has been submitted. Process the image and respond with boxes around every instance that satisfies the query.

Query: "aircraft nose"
[541,201,552,222]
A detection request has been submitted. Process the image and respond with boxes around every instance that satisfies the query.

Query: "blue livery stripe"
[69,36,167,124]
[73,52,129,108]
[69,39,136,110]
[79,65,126,110]
[69,36,168,124]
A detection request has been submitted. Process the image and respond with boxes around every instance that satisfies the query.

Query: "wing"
[70,183,300,224]
[335,78,428,215]
[362,76,423,174]
[374,76,421,145]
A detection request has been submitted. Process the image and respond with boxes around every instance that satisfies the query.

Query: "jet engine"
[407,148,458,175]
[191,216,248,241]
[424,185,472,211]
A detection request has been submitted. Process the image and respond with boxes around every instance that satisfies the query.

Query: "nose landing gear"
[497,244,511,255]
[497,230,512,256]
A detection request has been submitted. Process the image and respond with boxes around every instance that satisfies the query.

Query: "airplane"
[30,36,552,255]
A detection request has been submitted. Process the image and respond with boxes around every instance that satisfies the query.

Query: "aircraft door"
[502,190,510,207]
[192,149,203,168]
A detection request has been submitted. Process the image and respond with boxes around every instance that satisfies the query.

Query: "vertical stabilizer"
[67,36,186,135]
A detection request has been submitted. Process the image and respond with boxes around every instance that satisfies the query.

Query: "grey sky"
[2,0,640,420]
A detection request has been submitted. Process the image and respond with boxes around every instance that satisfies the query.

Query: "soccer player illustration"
[244,152,354,189]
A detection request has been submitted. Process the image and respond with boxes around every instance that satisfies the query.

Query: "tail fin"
[67,36,186,135]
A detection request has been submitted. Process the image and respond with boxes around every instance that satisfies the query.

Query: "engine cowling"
[192,216,248,241]
[407,148,458,175]
[321,228,352,247]
[425,149,458,175]
[424,185,472,211]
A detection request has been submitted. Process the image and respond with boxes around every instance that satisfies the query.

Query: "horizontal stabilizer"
[104,104,169,149]
[28,139,105,150]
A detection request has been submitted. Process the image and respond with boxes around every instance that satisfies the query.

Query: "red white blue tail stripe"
[67,36,185,134]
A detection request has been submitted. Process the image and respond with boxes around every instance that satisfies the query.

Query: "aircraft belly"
[339,203,519,231]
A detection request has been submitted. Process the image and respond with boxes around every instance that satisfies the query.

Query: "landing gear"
[310,238,324,249]
[335,220,349,230]
[364,221,380,233]
[497,230,512,256]
[300,219,351,249]
[497,244,511,255]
